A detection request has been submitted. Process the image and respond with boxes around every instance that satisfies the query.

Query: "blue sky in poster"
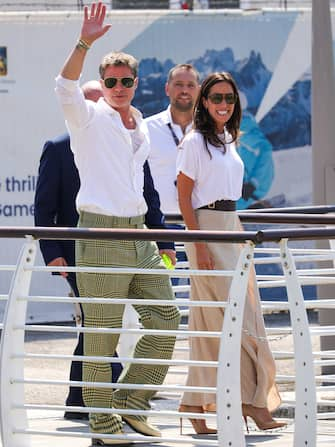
[123,11,299,71]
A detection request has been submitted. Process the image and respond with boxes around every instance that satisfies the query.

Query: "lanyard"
[167,122,180,146]
[167,122,181,187]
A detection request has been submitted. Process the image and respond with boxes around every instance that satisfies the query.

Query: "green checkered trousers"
[76,211,181,434]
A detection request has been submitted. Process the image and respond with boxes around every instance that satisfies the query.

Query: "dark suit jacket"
[34,134,173,269]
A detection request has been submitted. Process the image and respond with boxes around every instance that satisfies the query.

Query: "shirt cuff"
[55,74,81,92]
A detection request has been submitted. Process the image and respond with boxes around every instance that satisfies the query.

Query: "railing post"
[0,236,37,447]
[217,242,254,447]
[280,239,317,447]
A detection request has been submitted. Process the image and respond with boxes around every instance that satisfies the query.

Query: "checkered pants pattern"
[76,211,180,434]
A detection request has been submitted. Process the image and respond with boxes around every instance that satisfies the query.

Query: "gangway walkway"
[0,324,334,447]
[1,221,335,446]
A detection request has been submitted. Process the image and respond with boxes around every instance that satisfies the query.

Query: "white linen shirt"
[176,130,244,210]
[146,106,192,214]
[55,76,149,217]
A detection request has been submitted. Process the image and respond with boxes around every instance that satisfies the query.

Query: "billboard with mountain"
[132,47,311,209]
[122,9,314,210]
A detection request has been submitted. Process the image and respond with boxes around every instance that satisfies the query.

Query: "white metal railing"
[0,227,335,447]
[0,234,246,447]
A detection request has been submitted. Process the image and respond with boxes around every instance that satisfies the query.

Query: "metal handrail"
[1,223,335,243]
[166,205,335,223]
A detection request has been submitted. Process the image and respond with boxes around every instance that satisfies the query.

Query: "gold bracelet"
[76,38,90,51]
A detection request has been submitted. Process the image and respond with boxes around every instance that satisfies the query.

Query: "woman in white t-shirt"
[176,72,285,434]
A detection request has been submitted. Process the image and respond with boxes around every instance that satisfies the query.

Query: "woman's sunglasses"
[207,93,236,105]
[104,77,135,89]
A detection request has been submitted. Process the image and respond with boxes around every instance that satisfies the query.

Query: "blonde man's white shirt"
[55,75,149,218]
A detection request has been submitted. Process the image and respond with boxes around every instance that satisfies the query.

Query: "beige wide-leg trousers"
[181,210,281,412]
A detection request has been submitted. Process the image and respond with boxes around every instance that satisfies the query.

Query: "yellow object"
[162,254,175,270]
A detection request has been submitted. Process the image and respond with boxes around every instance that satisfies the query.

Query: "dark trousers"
[65,273,123,407]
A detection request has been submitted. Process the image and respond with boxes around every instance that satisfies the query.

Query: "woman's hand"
[80,2,112,46]
[195,242,214,270]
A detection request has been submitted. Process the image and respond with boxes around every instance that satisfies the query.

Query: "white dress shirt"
[55,76,149,217]
[176,130,244,210]
[145,106,192,214]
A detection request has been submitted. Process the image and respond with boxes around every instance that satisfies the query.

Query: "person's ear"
[165,81,170,98]
[202,96,208,110]
[134,77,139,90]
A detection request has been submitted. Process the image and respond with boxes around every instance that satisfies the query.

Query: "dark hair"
[167,64,200,83]
[193,72,242,155]
[99,51,138,79]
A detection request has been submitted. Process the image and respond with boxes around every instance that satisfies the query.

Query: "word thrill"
[5,175,37,192]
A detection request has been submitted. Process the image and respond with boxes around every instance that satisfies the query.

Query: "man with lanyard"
[55,2,180,445]
[145,64,200,219]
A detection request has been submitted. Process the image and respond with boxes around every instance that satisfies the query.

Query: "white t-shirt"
[146,107,192,214]
[176,130,244,210]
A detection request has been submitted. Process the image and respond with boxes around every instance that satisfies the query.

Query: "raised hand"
[80,2,111,46]
[60,1,111,80]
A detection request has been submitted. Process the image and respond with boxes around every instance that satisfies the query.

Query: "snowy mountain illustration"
[133,48,311,150]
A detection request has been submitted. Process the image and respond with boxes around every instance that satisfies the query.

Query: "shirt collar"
[164,105,192,133]
[97,97,143,123]
[164,105,173,125]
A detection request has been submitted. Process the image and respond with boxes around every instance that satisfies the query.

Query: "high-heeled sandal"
[203,403,216,413]
[242,404,287,432]
[178,404,217,435]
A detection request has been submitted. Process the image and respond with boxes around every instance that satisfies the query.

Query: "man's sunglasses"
[207,93,236,105]
[104,77,135,89]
